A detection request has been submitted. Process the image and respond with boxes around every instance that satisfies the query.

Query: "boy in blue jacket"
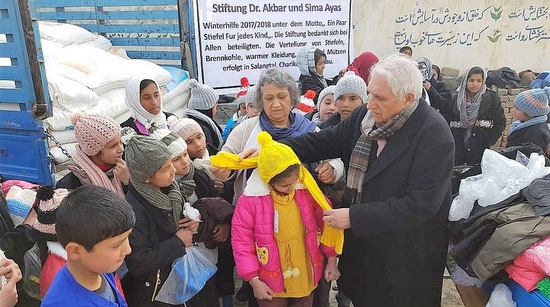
[41,185,135,306]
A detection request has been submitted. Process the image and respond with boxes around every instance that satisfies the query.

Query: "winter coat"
[280,100,455,307]
[506,122,550,155]
[124,184,186,307]
[426,77,452,111]
[221,116,344,206]
[231,170,337,293]
[444,90,506,165]
[319,113,341,129]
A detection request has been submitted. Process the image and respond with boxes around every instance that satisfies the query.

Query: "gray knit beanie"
[125,135,171,182]
[334,71,367,104]
[244,84,259,106]
[188,79,218,110]
[317,85,336,110]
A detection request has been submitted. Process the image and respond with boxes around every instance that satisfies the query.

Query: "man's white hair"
[369,54,423,101]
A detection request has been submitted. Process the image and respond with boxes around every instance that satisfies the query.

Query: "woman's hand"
[324,257,341,282]
[114,158,130,185]
[239,148,260,161]
[250,278,274,300]
[0,259,21,307]
[211,167,232,181]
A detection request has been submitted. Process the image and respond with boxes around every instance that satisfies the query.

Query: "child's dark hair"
[269,164,300,185]
[139,79,156,92]
[314,49,326,66]
[432,64,441,81]
[56,186,135,251]
[467,66,485,80]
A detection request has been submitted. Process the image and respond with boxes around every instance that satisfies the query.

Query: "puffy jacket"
[231,170,337,293]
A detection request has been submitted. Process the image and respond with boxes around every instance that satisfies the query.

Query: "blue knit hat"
[514,87,550,117]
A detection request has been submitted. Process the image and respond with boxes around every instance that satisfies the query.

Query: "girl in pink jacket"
[211,132,343,306]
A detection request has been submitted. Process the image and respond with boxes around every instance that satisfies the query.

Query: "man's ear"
[65,242,86,260]
[404,92,416,106]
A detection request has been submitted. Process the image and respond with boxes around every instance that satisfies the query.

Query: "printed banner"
[194,0,352,91]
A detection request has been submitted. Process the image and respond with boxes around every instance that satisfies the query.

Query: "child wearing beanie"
[305,85,336,125]
[507,87,550,155]
[170,118,234,203]
[297,47,337,103]
[124,134,220,307]
[56,113,129,195]
[121,75,177,135]
[186,79,224,150]
[321,71,367,129]
[211,132,342,306]
[237,84,261,124]
[150,128,235,306]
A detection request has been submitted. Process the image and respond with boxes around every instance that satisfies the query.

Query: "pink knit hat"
[71,113,120,156]
[169,118,204,141]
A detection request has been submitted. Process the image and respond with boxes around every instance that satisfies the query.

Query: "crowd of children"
[1,42,549,307]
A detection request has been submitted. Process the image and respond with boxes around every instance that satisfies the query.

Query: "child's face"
[239,103,247,116]
[147,159,176,188]
[185,132,207,159]
[140,82,161,115]
[172,151,191,175]
[316,56,326,75]
[335,94,363,120]
[79,229,132,274]
[247,104,260,118]
[270,171,300,195]
[466,73,484,96]
[95,134,124,165]
[319,94,336,122]
[513,107,531,122]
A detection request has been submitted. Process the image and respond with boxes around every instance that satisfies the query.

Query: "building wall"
[352,0,550,76]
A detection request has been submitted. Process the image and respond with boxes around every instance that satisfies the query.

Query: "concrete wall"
[352,0,550,77]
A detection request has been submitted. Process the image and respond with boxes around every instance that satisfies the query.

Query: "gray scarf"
[132,180,183,224]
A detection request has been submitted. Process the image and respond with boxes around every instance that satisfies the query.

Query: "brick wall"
[490,87,523,151]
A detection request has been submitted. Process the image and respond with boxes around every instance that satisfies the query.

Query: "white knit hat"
[150,128,188,158]
[188,79,218,110]
[317,86,336,110]
[334,71,367,104]
[169,118,204,141]
[5,186,36,227]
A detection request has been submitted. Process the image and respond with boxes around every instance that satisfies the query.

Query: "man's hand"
[213,224,230,242]
[323,208,351,230]
[315,162,335,184]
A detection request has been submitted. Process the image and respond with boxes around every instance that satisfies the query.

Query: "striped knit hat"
[514,87,550,117]
[32,186,70,242]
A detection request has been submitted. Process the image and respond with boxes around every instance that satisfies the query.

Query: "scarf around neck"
[176,162,196,199]
[342,100,419,207]
[131,179,183,224]
[259,111,317,140]
[71,146,124,196]
[509,115,548,134]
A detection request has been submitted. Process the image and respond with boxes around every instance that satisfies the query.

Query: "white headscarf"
[125,75,167,130]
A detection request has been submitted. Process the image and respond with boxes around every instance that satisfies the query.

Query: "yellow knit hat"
[211,131,344,254]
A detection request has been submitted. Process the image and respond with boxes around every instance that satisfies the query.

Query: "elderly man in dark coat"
[280,54,455,306]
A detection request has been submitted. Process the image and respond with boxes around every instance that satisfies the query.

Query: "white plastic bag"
[450,263,482,288]
[154,245,218,304]
[449,150,550,221]
[486,283,516,307]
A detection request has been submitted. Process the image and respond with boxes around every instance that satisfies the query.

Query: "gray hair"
[253,68,300,111]
[370,54,423,101]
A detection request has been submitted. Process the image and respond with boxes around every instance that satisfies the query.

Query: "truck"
[0,0,197,185]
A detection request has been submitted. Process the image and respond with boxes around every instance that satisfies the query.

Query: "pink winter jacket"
[231,170,337,293]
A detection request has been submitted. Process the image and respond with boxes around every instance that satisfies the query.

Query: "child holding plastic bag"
[211,131,343,306]
[124,134,218,307]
